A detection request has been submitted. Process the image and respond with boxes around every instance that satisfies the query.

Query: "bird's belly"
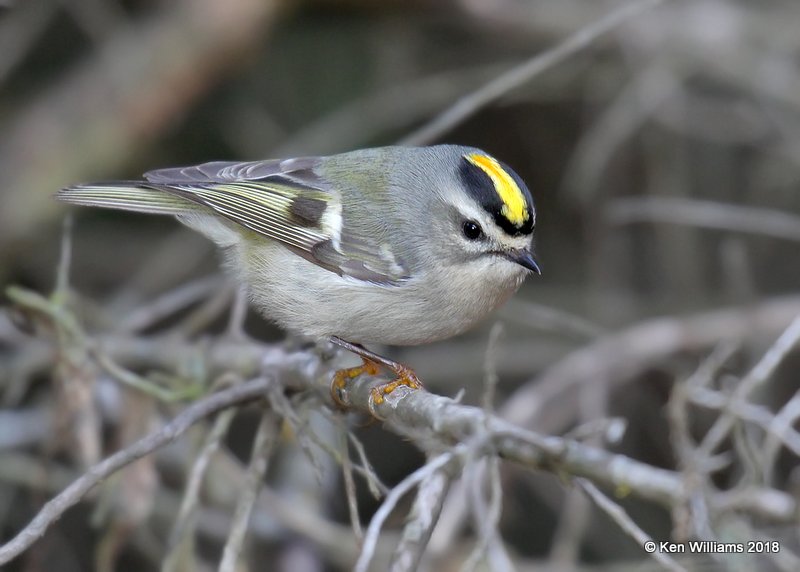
[237,241,523,346]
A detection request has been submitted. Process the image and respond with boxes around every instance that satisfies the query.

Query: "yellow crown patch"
[465,153,529,226]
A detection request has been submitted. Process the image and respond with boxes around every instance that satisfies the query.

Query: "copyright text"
[643,540,780,554]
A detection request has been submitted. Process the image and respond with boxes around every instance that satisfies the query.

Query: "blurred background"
[1,0,799,570]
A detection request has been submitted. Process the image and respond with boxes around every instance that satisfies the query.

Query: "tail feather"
[57,182,241,247]
[56,183,200,216]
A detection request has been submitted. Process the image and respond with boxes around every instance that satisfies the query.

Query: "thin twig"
[461,457,512,572]
[548,486,592,565]
[698,315,800,457]
[273,63,511,156]
[686,386,800,457]
[218,405,280,572]
[55,214,73,298]
[162,406,237,572]
[481,322,504,413]
[92,348,202,402]
[338,424,364,542]
[355,451,458,572]
[265,386,325,485]
[502,295,800,434]
[666,344,737,541]
[426,478,470,561]
[762,390,800,485]
[576,478,688,572]
[226,283,250,339]
[0,377,276,566]
[607,196,800,242]
[500,299,604,339]
[175,283,235,337]
[388,458,451,572]
[118,275,224,334]
[400,0,667,145]
[461,326,513,572]
[347,429,388,499]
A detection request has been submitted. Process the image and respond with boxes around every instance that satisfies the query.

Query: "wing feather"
[58,158,409,285]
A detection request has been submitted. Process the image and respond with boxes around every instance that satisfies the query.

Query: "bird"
[56,144,540,408]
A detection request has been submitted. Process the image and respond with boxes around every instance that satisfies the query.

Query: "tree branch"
[0,376,278,565]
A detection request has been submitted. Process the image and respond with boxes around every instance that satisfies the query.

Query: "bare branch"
[338,425,364,542]
[55,214,74,297]
[339,373,797,523]
[607,196,800,242]
[763,390,800,484]
[0,0,283,249]
[577,478,688,572]
[346,430,387,499]
[218,406,280,572]
[503,296,800,434]
[389,459,452,572]
[548,486,592,565]
[400,0,667,145]
[461,457,512,572]
[3,309,798,567]
[163,405,237,572]
[356,450,457,572]
[698,315,800,457]
[0,0,57,85]
[687,386,800,458]
[226,283,250,339]
[0,376,279,566]
[118,275,225,334]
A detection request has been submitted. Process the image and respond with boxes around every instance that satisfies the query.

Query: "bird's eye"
[462,220,483,240]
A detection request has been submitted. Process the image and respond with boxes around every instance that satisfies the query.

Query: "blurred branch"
[0,376,283,566]
[355,449,456,572]
[500,298,605,339]
[697,315,800,458]
[462,457,512,572]
[61,0,128,43]
[400,0,667,146]
[273,63,510,156]
[762,390,800,484]
[0,408,50,450]
[0,0,282,257]
[118,275,225,334]
[0,449,368,567]
[563,66,681,203]
[163,405,237,572]
[2,304,575,394]
[338,425,364,542]
[576,478,686,572]
[503,295,800,434]
[607,196,800,242]
[0,0,58,86]
[218,406,281,572]
[686,385,800,457]
[388,458,451,572]
[1,333,797,566]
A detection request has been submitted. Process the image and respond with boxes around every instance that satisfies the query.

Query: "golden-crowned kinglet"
[57,145,540,405]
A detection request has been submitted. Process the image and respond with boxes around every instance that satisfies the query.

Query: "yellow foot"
[369,365,424,406]
[328,337,424,413]
[331,358,381,408]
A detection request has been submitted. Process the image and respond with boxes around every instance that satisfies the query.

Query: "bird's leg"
[329,336,424,408]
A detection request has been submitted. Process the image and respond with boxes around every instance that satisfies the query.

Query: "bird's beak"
[505,248,541,275]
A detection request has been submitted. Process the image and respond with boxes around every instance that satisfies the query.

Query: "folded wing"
[57,158,409,285]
